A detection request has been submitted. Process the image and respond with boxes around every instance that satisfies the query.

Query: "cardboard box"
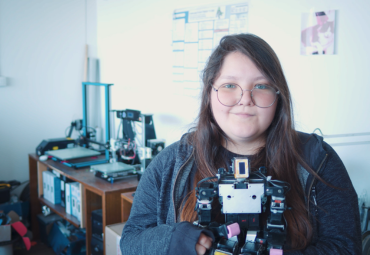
[105,222,126,255]
[0,225,11,242]
[0,215,31,254]
[0,224,13,255]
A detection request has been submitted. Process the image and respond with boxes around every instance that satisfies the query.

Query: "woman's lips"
[234,113,254,118]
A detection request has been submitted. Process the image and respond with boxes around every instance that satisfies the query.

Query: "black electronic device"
[0,180,22,204]
[36,138,75,156]
[91,235,104,255]
[91,209,103,240]
[116,109,141,121]
[0,183,11,204]
[142,114,157,147]
[121,119,136,141]
[194,157,290,255]
[94,166,139,183]
[36,213,63,246]
[116,109,141,141]
[115,110,157,145]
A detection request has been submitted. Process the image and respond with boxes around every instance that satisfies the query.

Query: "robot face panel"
[233,158,250,179]
[219,183,265,214]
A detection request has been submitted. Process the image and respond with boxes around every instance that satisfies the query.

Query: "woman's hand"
[196,233,212,255]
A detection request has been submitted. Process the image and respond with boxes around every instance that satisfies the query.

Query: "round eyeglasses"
[212,84,280,108]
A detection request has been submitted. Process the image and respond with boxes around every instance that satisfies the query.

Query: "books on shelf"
[65,182,73,215]
[42,171,61,205]
[41,169,85,228]
[75,183,85,227]
[66,182,85,228]
[50,169,73,208]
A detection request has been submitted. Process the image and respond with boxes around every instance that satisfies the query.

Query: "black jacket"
[120,132,361,254]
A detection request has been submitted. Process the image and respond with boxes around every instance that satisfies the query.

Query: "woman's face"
[211,51,278,153]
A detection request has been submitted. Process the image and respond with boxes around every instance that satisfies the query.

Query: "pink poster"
[301,10,336,55]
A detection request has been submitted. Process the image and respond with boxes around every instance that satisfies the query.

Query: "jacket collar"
[297,131,328,195]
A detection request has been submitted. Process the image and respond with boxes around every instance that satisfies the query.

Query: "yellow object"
[234,158,249,179]
[0,183,11,189]
[214,250,232,255]
[52,146,59,150]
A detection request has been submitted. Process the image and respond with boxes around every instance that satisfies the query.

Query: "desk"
[28,154,138,255]
[120,192,134,222]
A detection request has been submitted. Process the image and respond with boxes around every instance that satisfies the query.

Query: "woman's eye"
[224,84,236,89]
[255,84,269,89]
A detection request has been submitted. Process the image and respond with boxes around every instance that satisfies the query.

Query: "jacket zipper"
[172,149,194,223]
[307,154,328,216]
[311,186,317,213]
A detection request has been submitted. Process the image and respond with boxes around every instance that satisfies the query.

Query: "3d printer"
[36,82,165,183]
[91,108,165,183]
[114,109,164,167]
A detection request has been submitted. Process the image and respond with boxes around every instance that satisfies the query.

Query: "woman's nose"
[239,89,254,106]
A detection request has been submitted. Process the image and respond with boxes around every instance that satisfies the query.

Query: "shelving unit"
[120,192,134,222]
[29,153,138,255]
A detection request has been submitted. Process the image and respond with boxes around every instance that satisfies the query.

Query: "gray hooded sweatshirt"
[120,132,361,255]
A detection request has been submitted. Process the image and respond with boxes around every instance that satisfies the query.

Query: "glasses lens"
[217,84,242,106]
[252,85,277,107]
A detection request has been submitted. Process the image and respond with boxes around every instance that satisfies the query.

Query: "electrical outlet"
[0,76,7,87]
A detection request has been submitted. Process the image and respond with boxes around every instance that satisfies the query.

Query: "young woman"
[120,34,361,254]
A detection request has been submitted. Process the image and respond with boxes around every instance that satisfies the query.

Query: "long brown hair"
[180,34,314,250]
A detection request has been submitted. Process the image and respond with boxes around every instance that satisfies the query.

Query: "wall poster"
[301,10,336,55]
[172,2,249,92]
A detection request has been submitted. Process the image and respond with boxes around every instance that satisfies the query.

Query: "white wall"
[96,0,370,197]
[1,0,369,198]
[0,0,97,182]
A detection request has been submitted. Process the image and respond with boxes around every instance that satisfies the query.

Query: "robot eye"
[233,158,249,179]
[239,162,246,175]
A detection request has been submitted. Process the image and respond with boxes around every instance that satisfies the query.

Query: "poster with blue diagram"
[172,2,248,92]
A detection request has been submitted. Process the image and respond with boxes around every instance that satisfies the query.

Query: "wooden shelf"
[29,153,138,255]
[121,192,134,222]
[39,196,80,228]
[121,192,134,204]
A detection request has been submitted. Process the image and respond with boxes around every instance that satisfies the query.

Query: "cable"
[120,138,136,160]
[196,176,218,190]
[251,171,291,192]
[65,126,72,137]
[313,128,324,136]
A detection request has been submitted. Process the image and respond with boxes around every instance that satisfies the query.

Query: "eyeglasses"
[212,84,280,108]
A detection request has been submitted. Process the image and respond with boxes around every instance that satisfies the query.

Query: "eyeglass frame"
[212,84,280,108]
